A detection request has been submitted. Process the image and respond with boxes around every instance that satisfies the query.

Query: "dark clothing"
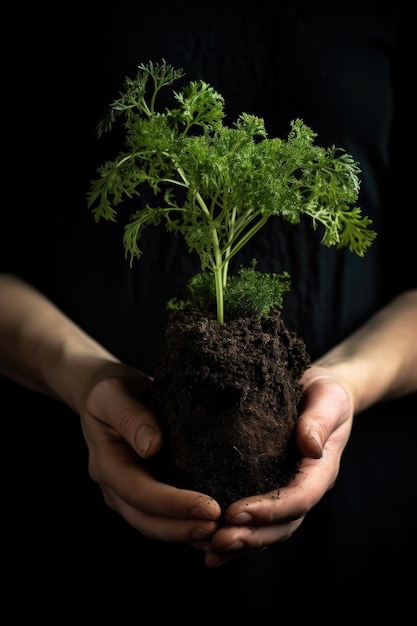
[6,0,410,365]
[3,1,416,620]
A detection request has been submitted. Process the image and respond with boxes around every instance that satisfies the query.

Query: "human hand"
[80,363,221,543]
[195,365,353,568]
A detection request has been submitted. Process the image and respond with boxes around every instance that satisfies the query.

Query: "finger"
[222,447,341,530]
[202,516,305,568]
[212,515,304,550]
[89,435,222,522]
[297,369,353,457]
[101,482,220,543]
[85,373,163,458]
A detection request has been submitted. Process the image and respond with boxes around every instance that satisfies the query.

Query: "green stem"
[213,264,225,324]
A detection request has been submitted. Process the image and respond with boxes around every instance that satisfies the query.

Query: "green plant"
[88,59,376,324]
[167,260,291,321]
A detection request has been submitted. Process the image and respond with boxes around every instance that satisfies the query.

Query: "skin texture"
[0,273,416,568]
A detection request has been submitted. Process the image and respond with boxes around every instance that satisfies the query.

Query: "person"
[2,0,415,619]
[2,281,416,620]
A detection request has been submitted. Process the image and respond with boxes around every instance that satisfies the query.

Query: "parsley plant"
[88,60,376,323]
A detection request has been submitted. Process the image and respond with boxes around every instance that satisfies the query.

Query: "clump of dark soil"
[149,309,311,511]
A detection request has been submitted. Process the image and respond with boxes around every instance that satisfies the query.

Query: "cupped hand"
[197,365,354,568]
[79,362,221,543]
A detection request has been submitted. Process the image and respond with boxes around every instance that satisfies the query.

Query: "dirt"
[149,308,311,512]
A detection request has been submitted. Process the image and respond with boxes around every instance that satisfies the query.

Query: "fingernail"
[138,424,157,456]
[225,540,245,551]
[190,507,213,520]
[229,512,253,525]
[307,429,322,457]
[190,527,213,541]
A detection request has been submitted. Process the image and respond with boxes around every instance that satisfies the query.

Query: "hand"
[197,365,353,568]
[80,363,221,543]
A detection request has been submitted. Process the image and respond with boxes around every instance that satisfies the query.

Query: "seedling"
[88,59,376,323]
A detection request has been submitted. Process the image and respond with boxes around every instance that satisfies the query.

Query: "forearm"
[314,289,417,414]
[0,273,120,412]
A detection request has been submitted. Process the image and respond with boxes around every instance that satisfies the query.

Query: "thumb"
[296,367,350,459]
[85,364,163,458]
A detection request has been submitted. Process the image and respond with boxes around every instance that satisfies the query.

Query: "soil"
[149,308,311,512]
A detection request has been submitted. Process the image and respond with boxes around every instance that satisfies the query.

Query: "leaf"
[88,60,376,322]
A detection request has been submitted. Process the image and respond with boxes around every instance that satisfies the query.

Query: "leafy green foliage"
[88,59,376,323]
[168,261,291,321]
